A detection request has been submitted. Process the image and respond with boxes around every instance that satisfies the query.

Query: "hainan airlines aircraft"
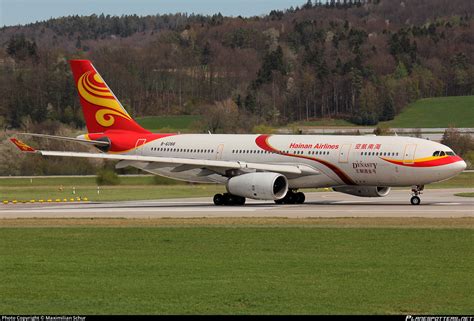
[11,60,467,205]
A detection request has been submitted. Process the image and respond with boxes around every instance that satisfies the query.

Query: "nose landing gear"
[410,185,424,205]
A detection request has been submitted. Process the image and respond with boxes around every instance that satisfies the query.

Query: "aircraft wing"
[10,138,319,176]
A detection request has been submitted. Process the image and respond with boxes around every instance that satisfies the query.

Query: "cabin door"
[135,139,147,155]
[215,144,224,160]
[338,144,351,163]
[403,144,417,164]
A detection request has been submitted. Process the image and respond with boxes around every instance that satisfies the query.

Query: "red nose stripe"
[381,155,463,167]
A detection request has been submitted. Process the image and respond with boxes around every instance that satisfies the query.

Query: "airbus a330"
[11,60,467,205]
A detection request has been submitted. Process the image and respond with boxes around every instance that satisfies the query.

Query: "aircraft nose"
[452,158,467,173]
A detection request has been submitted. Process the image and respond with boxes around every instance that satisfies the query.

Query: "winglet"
[10,138,36,152]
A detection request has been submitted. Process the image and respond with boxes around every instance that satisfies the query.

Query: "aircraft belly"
[288,175,338,189]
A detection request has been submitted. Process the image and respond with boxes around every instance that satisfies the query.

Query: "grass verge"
[455,192,474,197]
[0,184,225,202]
[0,224,472,314]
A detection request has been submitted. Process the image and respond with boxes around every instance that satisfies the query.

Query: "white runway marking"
[436,203,462,205]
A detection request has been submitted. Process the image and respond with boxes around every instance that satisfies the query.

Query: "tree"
[75,36,82,49]
[6,34,39,62]
[254,46,286,87]
[201,41,212,65]
[379,92,395,121]
[441,128,473,157]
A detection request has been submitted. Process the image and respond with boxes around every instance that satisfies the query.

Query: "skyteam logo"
[77,70,132,127]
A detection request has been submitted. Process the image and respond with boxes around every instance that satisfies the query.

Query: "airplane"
[10,60,467,206]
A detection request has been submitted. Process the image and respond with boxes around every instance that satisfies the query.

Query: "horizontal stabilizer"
[18,133,110,146]
[10,138,36,152]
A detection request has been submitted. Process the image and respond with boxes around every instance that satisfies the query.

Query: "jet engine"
[333,186,391,197]
[226,172,288,200]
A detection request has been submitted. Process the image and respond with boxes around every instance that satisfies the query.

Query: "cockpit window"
[439,151,445,156]
[432,151,440,156]
[446,151,455,156]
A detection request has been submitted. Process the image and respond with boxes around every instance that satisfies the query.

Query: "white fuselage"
[126,134,466,188]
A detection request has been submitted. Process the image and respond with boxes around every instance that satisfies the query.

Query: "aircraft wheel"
[235,196,246,206]
[295,192,305,204]
[410,196,421,205]
[213,194,224,206]
[285,192,296,204]
[223,193,234,206]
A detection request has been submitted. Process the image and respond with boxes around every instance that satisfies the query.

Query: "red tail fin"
[69,60,149,133]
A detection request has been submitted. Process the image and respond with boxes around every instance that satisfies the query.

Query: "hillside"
[136,115,202,132]
[0,0,473,133]
[288,96,474,129]
[381,96,474,128]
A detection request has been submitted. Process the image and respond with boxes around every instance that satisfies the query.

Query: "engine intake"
[226,172,288,200]
[333,186,391,197]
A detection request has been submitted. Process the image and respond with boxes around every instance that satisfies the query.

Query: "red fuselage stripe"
[255,134,356,185]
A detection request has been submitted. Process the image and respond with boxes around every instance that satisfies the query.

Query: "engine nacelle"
[333,186,391,197]
[226,172,288,200]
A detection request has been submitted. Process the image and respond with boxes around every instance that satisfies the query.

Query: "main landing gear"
[410,185,424,205]
[275,190,305,205]
[213,193,246,206]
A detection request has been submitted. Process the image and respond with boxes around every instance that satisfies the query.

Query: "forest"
[0,0,473,134]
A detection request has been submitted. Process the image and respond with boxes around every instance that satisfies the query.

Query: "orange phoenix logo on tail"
[70,59,149,134]
[10,138,36,152]
[77,70,132,128]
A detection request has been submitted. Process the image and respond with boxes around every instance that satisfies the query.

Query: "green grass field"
[380,96,474,128]
[0,224,472,314]
[427,172,474,189]
[0,184,225,202]
[136,115,202,132]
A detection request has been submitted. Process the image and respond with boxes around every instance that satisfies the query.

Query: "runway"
[1,188,472,219]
